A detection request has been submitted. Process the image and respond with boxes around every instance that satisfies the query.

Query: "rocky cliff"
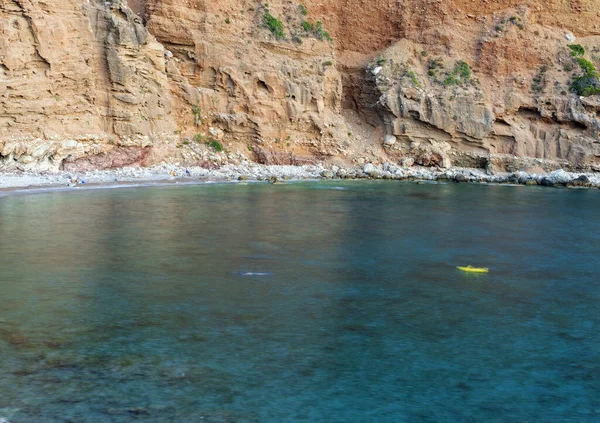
[1,0,599,172]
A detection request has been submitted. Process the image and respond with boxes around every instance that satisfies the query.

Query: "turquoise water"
[0,181,599,422]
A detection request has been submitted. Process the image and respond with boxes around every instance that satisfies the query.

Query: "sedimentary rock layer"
[1,0,599,171]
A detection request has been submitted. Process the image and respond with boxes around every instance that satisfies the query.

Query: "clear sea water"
[0,181,598,422]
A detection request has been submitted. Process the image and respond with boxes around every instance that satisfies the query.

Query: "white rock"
[549,169,571,184]
[514,171,529,180]
[565,32,576,42]
[372,67,383,75]
[62,140,78,149]
[383,134,396,146]
[363,163,378,174]
[32,144,50,158]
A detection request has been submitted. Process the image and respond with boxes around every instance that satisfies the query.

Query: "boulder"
[454,173,468,183]
[383,135,397,146]
[401,157,415,167]
[321,170,335,179]
[567,175,591,187]
[363,163,380,178]
[539,177,556,187]
[514,171,530,185]
[548,169,571,185]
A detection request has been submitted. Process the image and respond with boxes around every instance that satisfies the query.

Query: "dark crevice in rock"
[257,79,270,93]
[517,106,542,120]
[567,120,588,130]
[340,65,385,127]
[494,117,511,127]
[409,110,421,120]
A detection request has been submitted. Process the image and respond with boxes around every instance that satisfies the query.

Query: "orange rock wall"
[0,0,599,171]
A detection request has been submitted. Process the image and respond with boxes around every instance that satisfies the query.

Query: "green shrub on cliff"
[531,65,548,93]
[406,70,421,87]
[300,19,332,42]
[315,21,332,41]
[427,58,443,77]
[570,76,600,96]
[575,57,598,77]
[442,60,471,87]
[568,47,600,96]
[206,139,224,152]
[568,44,585,57]
[302,21,314,32]
[455,61,471,79]
[263,10,285,39]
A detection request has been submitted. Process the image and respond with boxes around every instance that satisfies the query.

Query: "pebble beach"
[1,162,599,194]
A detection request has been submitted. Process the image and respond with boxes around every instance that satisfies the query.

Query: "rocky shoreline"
[1,161,599,194]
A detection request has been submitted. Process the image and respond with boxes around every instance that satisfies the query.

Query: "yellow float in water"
[457,265,489,273]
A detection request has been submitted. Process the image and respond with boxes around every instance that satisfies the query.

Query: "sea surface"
[0,181,598,422]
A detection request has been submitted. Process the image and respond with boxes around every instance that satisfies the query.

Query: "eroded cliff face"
[0,0,175,171]
[1,0,599,172]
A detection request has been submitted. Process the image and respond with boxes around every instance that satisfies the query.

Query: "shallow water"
[0,181,598,422]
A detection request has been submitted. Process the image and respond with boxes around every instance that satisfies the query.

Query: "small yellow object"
[457,265,489,273]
